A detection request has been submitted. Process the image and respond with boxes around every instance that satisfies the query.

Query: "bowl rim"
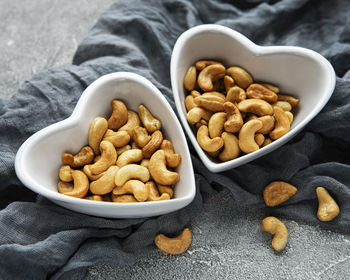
[170,24,336,173]
[15,72,196,209]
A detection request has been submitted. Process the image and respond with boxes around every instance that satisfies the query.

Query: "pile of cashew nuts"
[184,60,299,161]
[57,100,181,203]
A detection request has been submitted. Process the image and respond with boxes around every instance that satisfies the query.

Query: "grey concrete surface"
[1,1,349,279]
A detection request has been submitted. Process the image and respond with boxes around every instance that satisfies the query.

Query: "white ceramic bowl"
[171,24,336,173]
[15,72,195,218]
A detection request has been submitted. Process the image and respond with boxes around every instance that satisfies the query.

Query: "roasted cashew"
[138,105,162,133]
[238,119,263,154]
[142,130,163,158]
[207,149,222,158]
[246,84,278,103]
[226,86,246,103]
[132,126,151,148]
[117,149,143,167]
[223,102,243,133]
[84,195,103,201]
[202,91,226,100]
[195,60,223,70]
[257,115,275,134]
[272,101,292,112]
[245,114,258,122]
[316,187,340,222]
[160,140,182,168]
[140,159,150,169]
[185,95,198,111]
[131,141,141,149]
[261,216,288,252]
[154,228,192,255]
[111,194,137,203]
[219,132,240,162]
[93,155,101,163]
[254,133,265,147]
[118,110,141,136]
[197,64,226,91]
[183,66,197,91]
[194,94,225,112]
[62,146,94,168]
[83,165,106,181]
[89,117,108,155]
[115,164,150,187]
[59,165,73,182]
[103,129,130,148]
[191,90,201,98]
[269,106,290,140]
[157,184,174,198]
[237,99,273,116]
[57,181,73,193]
[261,137,272,147]
[262,83,279,93]
[59,170,89,198]
[195,119,208,130]
[149,150,180,185]
[107,100,128,130]
[277,94,299,107]
[116,144,131,156]
[113,179,150,202]
[90,165,119,195]
[90,141,117,175]
[285,111,293,124]
[226,66,253,89]
[196,125,224,153]
[146,181,170,201]
[186,107,212,125]
[224,75,235,92]
[208,112,227,138]
[263,181,298,207]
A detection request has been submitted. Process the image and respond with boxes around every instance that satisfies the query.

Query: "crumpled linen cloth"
[1,0,350,278]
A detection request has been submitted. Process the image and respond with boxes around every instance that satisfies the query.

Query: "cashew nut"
[84,195,103,201]
[107,100,128,130]
[157,184,174,198]
[83,165,106,181]
[57,181,73,193]
[254,133,265,147]
[185,95,198,111]
[238,119,263,154]
[191,90,201,98]
[261,216,288,252]
[138,105,162,133]
[245,114,258,122]
[195,119,208,130]
[59,170,89,198]
[261,137,272,147]
[224,75,235,92]
[113,179,150,202]
[183,66,197,91]
[272,101,292,112]
[186,107,212,125]
[90,165,119,195]
[103,129,130,148]
[257,115,275,134]
[269,106,290,140]
[316,187,340,222]
[263,181,298,207]
[115,164,150,187]
[131,141,141,149]
[117,149,143,167]
[160,140,181,168]
[89,117,108,155]
[262,83,280,93]
[197,64,226,91]
[196,125,224,153]
[142,130,163,158]
[111,194,137,203]
[118,110,141,136]
[146,181,170,201]
[194,94,225,112]
[246,84,278,103]
[195,60,223,70]
[89,141,117,175]
[223,102,243,133]
[116,144,131,156]
[219,132,240,162]
[226,86,246,103]
[61,146,94,168]
[132,126,151,147]
[208,112,227,138]
[285,111,293,124]
[207,149,222,158]
[277,94,299,107]
[149,150,180,185]
[226,66,253,89]
[237,99,273,116]
[154,228,192,255]
[140,159,150,169]
[93,155,101,163]
[59,165,73,182]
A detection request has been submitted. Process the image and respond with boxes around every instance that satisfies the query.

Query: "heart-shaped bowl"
[15,72,195,218]
[171,24,336,173]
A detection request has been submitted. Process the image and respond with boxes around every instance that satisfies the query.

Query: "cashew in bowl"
[146,181,171,201]
[138,105,162,133]
[197,64,226,91]
[185,95,198,111]
[224,75,235,92]
[116,144,131,156]
[132,126,151,148]
[194,94,225,112]
[238,119,263,154]
[118,110,141,136]
[157,184,174,198]
[90,165,119,195]
[226,86,246,103]
[142,130,163,158]
[90,141,117,175]
[269,106,290,140]
[285,111,293,124]
[113,179,149,202]
[183,66,197,91]
[263,181,298,207]
[223,102,243,133]
[218,132,240,162]
[261,216,288,252]
[277,94,300,107]
[195,60,223,70]
[154,228,192,255]
[116,149,143,167]
[226,66,253,89]
[262,83,280,93]
[107,100,128,130]
[58,170,89,198]
[83,165,106,181]
[89,117,108,155]
[103,130,130,148]
[186,107,212,125]
[160,140,181,168]
[316,187,340,222]
[237,99,273,116]
[115,164,150,187]
[246,84,278,103]
[85,195,103,201]
[272,101,292,112]
[62,146,94,168]
[196,125,224,153]
[57,181,74,193]
[208,112,226,138]
[59,165,73,182]
[111,194,137,203]
[262,137,272,147]
[257,115,275,134]
[254,133,265,147]
[149,150,180,185]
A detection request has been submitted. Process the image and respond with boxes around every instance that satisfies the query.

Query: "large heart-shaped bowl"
[15,72,195,218]
[171,24,335,173]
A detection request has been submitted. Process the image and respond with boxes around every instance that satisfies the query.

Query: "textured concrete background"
[1,1,349,279]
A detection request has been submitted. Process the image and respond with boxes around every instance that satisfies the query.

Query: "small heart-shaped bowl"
[171,24,336,173]
[15,72,195,218]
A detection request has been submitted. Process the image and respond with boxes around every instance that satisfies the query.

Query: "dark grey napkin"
[1,0,350,278]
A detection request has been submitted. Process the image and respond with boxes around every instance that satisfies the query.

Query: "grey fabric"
[1,0,350,278]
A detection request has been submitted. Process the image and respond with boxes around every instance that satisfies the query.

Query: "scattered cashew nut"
[261,216,288,252]
[154,228,192,255]
[316,187,340,222]
[263,181,298,207]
